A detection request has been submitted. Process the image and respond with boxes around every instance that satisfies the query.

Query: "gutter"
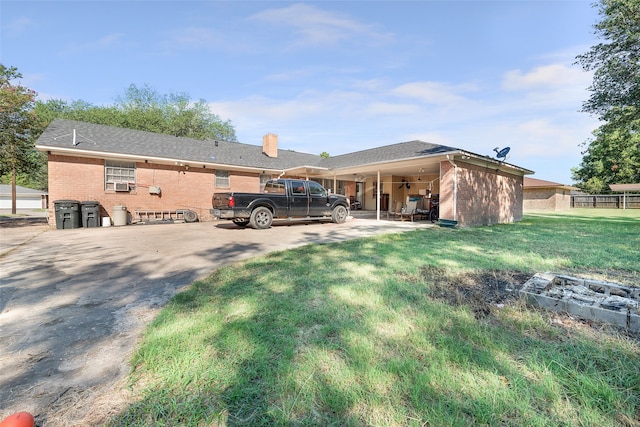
[35,145,281,175]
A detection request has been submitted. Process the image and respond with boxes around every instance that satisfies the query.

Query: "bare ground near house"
[2,216,637,426]
[0,216,432,426]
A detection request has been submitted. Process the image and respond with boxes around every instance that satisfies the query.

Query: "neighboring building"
[523,177,576,211]
[609,183,640,209]
[35,119,534,227]
[0,184,48,210]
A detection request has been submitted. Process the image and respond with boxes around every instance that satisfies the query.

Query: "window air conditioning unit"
[114,182,129,192]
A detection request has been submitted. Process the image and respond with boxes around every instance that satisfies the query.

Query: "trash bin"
[113,205,128,226]
[81,201,100,228]
[53,200,81,229]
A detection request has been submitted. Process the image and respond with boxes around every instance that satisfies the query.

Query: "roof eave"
[458,151,534,175]
[526,185,577,190]
[36,145,282,174]
[283,164,330,175]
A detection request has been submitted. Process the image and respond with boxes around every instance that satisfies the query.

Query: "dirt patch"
[422,267,530,319]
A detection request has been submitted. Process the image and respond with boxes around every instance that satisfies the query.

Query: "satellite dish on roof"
[493,146,511,160]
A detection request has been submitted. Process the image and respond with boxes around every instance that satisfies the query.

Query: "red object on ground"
[0,412,35,427]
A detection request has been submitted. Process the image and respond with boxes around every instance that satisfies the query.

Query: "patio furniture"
[387,200,402,220]
[397,200,418,222]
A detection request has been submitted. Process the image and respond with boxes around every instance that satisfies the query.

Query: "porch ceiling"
[323,157,443,181]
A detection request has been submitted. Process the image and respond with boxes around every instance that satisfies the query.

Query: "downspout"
[446,155,457,221]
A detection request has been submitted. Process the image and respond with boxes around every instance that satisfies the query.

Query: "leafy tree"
[117,84,237,141]
[0,64,45,212]
[320,151,330,159]
[4,82,238,195]
[36,83,237,142]
[572,0,640,193]
[572,107,640,193]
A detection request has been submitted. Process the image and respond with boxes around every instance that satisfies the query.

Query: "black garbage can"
[53,200,81,229]
[81,201,100,228]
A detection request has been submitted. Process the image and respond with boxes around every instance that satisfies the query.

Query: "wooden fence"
[571,194,640,209]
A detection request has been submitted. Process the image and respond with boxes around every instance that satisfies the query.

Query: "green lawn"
[109,210,640,426]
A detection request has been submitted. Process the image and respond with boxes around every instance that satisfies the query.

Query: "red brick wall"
[440,160,523,226]
[231,171,262,193]
[524,188,571,211]
[47,154,261,227]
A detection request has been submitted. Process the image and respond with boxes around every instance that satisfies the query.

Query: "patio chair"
[387,200,402,220]
[397,200,418,222]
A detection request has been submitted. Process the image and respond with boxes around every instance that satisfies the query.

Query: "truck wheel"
[332,205,348,224]
[250,207,273,229]
[232,218,250,228]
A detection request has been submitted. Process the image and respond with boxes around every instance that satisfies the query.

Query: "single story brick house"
[35,119,533,227]
[523,177,576,211]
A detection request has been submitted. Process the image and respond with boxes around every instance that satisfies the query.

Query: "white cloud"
[61,33,125,55]
[161,26,254,54]
[365,102,422,116]
[5,17,37,36]
[392,81,477,106]
[208,58,597,180]
[502,63,589,91]
[264,68,322,82]
[248,3,392,48]
[170,27,224,49]
[209,95,324,129]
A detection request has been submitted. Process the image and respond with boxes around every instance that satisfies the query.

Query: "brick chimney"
[262,133,278,158]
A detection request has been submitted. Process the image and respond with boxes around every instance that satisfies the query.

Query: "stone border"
[519,273,640,332]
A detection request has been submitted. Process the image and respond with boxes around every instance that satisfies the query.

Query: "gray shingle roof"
[35,119,462,172]
[321,140,459,169]
[0,184,46,196]
[35,119,321,170]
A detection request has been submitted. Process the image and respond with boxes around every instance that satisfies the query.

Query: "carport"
[609,183,640,209]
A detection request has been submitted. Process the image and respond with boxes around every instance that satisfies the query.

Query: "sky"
[2,0,602,184]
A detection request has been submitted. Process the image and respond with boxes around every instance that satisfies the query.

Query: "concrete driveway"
[0,216,429,425]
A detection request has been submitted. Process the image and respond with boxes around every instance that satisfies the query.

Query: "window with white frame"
[215,170,230,188]
[105,160,136,191]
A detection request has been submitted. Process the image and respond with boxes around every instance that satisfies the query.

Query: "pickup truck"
[211,178,350,229]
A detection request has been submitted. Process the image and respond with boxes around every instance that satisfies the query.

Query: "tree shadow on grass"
[108,231,640,426]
